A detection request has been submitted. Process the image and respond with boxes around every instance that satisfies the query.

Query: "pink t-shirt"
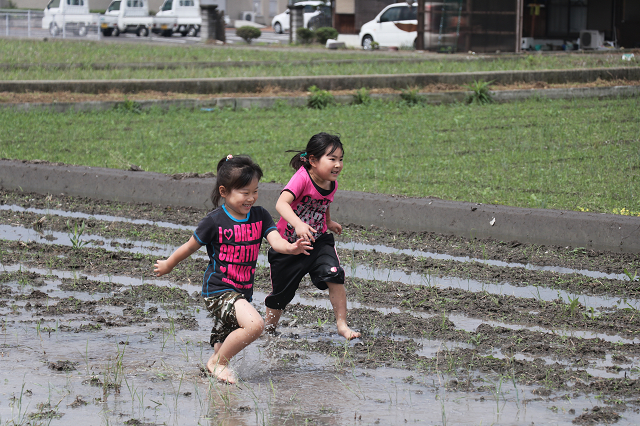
[277,166,337,243]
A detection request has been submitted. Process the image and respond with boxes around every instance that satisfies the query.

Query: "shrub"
[315,27,339,45]
[307,85,335,109]
[296,27,315,44]
[235,26,261,44]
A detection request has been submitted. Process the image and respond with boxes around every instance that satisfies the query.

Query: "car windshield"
[161,0,171,10]
[47,0,61,8]
[107,0,120,11]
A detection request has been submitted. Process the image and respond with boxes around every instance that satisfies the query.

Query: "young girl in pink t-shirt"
[265,133,361,340]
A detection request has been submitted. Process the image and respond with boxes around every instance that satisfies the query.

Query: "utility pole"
[416,0,425,50]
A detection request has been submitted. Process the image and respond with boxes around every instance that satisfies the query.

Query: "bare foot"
[337,325,361,340]
[206,361,237,384]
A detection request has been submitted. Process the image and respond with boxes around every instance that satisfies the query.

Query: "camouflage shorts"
[203,291,245,346]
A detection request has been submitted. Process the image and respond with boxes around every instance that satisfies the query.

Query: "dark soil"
[1,187,639,423]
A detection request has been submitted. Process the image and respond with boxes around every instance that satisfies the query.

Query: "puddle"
[449,313,640,345]
[3,204,629,281]
[346,261,640,312]
[0,204,191,230]
[2,220,639,313]
[1,260,639,424]
[336,241,630,281]
[1,293,635,426]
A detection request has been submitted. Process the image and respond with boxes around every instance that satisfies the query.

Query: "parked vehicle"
[151,0,201,37]
[306,3,331,31]
[100,0,153,37]
[359,2,458,50]
[42,0,98,37]
[271,0,328,34]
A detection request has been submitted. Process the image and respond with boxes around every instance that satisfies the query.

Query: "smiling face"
[219,177,259,220]
[309,146,343,189]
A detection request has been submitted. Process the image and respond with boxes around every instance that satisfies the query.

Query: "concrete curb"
[1,67,639,94]
[1,160,638,253]
[2,85,638,113]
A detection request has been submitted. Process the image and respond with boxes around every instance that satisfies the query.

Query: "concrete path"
[1,159,638,253]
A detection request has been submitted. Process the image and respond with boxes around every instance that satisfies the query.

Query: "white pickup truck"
[151,0,201,37]
[99,0,154,37]
[42,0,99,37]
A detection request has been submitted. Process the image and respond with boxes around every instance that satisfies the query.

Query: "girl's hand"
[154,259,173,277]
[295,223,317,242]
[289,238,313,255]
[327,220,342,235]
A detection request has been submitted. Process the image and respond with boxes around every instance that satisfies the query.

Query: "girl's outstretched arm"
[266,231,313,256]
[326,206,342,235]
[154,236,201,276]
[276,191,317,242]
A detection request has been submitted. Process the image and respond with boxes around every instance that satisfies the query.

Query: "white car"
[359,2,456,50]
[271,0,328,34]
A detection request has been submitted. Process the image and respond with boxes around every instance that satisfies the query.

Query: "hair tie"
[300,152,307,157]
[226,154,233,161]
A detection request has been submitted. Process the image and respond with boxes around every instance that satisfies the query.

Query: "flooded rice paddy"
[1,189,640,425]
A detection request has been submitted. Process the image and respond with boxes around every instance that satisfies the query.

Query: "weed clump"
[466,79,494,104]
[307,85,335,109]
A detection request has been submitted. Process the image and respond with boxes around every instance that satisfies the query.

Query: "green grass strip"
[1,96,638,215]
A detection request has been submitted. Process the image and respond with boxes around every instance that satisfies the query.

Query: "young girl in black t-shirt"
[154,155,311,384]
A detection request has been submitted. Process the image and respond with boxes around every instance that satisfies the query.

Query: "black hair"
[210,155,263,208]
[287,132,344,171]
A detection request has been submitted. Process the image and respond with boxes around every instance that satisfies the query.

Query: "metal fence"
[0,9,100,39]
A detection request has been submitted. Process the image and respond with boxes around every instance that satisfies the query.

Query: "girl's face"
[310,147,343,184]
[219,177,259,220]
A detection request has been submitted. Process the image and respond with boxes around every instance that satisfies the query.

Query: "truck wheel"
[49,23,59,37]
[102,28,113,36]
[136,26,149,37]
[273,22,282,34]
[113,27,120,36]
[77,25,88,37]
[186,25,197,37]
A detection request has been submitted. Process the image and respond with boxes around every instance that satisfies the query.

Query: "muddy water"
[2,194,640,425]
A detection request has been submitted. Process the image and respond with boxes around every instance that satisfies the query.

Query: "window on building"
[547,0,588,35]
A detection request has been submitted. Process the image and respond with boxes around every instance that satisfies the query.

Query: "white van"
[42,0,98,37]
[359,2,457,50]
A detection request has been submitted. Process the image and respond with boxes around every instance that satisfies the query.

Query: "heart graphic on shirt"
[219,266,226,273]
[224,229,233,240]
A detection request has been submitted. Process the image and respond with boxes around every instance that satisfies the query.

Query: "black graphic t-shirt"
[193,205,277,302]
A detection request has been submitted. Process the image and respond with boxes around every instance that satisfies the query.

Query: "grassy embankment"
[1,96,638,216]
[0,39,638,80]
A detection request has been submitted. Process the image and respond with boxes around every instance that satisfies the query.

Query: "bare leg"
[206,299,264,384]
[326,282,361,340]
[264,307,283,334]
